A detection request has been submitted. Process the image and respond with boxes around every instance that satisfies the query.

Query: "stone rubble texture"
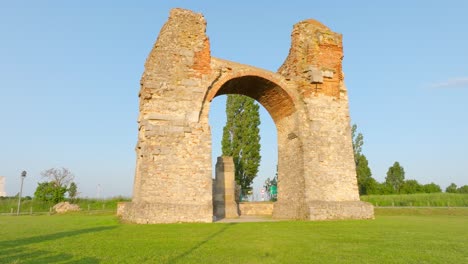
[119,8,374,224]
[53,202,81,214]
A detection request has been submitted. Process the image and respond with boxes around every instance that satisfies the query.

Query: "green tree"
[41,167,74,187]
[222,95,261,190]
[457,185,468,193]
[68,182,78,202]
[355,154,377,195]
[35,167,76,204]
[376,182,396,194]
[34,182,67,204]
[445,183,458,193]
[351,124,377,195]
[351,124,364,164]
[422,182,442,193]
[401,179,423,194]
[385,162,405,193]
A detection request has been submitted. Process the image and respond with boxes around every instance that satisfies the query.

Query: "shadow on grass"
[168,223,236,263]
[0,226,115,263]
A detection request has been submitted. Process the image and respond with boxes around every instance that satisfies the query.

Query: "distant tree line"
[352,125,467,195]
[445,183,468,194]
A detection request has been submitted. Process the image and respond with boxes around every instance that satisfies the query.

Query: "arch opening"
[209,95,278,201]
[211,75,296,124]
[208,74,304,219]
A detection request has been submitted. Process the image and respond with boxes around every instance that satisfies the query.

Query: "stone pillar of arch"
[213,156,239,219]
[119,8,373,224]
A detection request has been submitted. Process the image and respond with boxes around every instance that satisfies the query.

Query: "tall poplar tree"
[222,95,261,190]
[385,161,405,193]
[352,124,377,195]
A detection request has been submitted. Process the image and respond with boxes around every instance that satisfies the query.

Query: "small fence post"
[392,201,394,207]
[88,204,90,211]
[30,206,33,215]
[10,208,13,215]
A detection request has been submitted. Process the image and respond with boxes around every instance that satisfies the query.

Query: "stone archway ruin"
[120,8,374,223]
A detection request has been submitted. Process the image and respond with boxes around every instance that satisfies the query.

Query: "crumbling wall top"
[279,19,344,98]
[143,8,210,82]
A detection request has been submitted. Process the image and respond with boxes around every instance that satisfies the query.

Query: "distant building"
[0,176,6,197]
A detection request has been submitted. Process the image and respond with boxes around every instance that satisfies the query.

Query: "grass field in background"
[0,208,467,263]
[0,197,130,214]
[361,193,468,207]
[2,193,467,215]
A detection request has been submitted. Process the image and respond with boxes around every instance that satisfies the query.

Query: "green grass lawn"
[0,209,467,264]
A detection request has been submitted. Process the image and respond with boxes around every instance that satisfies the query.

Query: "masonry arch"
[119,8,374,224]
[203,73,308,219]
[207,74,296,122]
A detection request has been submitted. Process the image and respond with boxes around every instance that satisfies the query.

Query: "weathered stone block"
[53,202,81,214]
[239,202,274,216]
[308,201,374,220]
[306,66,323,83]
[213,156,239,219]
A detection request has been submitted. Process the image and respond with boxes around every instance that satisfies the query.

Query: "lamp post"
[16,170,26,216]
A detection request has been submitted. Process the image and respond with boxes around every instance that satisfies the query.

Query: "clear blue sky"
[1,1,467,198]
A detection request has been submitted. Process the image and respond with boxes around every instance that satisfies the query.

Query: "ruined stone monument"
[213,156,239,219]
[0,176,6,197]
[119,8,374,223]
